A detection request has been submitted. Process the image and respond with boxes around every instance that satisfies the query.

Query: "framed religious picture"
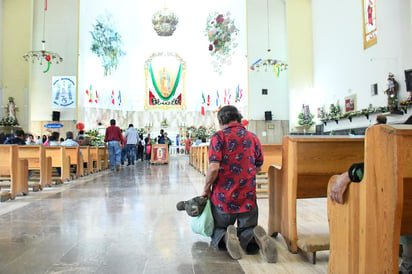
[150,144,169,164]
[144,52,186,110]
[362,0,377,49]
[345,94,357,112]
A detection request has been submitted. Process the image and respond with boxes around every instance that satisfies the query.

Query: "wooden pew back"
[98,147,108,169]
[268,135,364,253]
[64,146,82,178]
[327,125,412,273]
[261,144,282,172]
[89,147,101,172]
[80,146,93,174]
[0,145,29,198]
[44,146,71,182]
[18,145,51,188]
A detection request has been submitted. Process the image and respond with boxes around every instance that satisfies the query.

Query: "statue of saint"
[384,73,399,112]
[160,67,171,98]
[6,97,18,124]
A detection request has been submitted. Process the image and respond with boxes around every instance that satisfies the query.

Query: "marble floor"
[0,156,329,274]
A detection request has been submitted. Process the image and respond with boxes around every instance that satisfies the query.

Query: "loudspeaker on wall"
[52,111,60,121]
[265,111,272,121]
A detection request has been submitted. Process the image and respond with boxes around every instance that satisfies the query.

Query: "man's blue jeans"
[127,144,136,165]
[108,141,122,170]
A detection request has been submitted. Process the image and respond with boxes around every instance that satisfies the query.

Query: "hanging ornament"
[76,122,85,130]
[43,55,51,73]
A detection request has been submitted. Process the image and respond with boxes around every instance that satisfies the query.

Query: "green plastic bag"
[191,199,214,237]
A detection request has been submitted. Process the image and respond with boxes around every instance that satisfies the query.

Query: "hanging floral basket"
[205,11,239,75]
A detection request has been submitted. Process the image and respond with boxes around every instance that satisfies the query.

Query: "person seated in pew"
[4,129,26,145]
[48,132,62,176]
[330,163,412,274]
[60,131,80,147]
[375,114,387,125]
[25,133,36,145]
[331,117,412,274]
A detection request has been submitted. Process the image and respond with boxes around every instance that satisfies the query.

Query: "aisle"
[0,156,328,274]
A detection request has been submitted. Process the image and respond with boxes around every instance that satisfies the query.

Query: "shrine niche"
[144,52,186,110]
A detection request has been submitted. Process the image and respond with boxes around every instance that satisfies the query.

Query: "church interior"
[0,0,412,273]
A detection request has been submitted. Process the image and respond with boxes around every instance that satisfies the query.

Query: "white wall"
[30,0,78,122]
[0,0,3,88]
[77,0,248,130]
[247,0,289,121]
[310,0,412,118]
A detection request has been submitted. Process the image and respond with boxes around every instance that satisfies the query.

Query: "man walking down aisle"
[104,119,124,171]
[124,124,139,166]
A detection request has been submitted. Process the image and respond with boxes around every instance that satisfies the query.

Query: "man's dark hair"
[110,119,116,126]
[78,130,85,135]
[66,131,74,139]
[129,124,133,128]
[217,105,242,125]
[15,129,25,137]
[50,131,60,141]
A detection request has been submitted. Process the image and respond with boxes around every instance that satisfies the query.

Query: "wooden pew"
[80,146,93,175]
[0,145,29,200]
[64,146,83,178]
[18,145,52,189]
[257,144,282,196]
[200,145,208,175]
[327,125,412,273]
[98,147,108,170]
[89,147,100,172]
[44,146,71,183]
[268,135,365,256]
[261,144,282,172]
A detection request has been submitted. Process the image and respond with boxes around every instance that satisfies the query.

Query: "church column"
[286,0,314,130]
[1,0,33,131]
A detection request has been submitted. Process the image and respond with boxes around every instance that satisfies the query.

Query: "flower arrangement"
[85,129,105,146]
[0,116,18,127]
[205,11,239,75]
[197,126,208,139]
[90,15,126,76]
[161,119,168,127]
[186,125,197,134]
[297,104,315,126]
[320,103,390,123]
[137,128,147,136]
[207,126,216,138]
[400,94,412,112]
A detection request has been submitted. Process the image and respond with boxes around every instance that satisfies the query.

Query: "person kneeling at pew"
[202,106,277,263]
[330,163,412,274]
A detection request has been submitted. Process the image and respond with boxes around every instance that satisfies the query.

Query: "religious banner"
[52,76,76,108]
[362,0,377,49]
[144,52,186,110]
[150,144,169,164]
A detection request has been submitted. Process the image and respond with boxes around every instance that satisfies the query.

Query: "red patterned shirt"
[209,122,263,213]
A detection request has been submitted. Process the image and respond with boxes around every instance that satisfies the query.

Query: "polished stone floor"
[0,156,328,274]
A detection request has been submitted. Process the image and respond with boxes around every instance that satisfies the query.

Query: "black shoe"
[253,225,277,263]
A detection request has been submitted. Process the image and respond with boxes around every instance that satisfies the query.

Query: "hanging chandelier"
[152,7,179,37]
[250,0,287,76]
[23,0,63,72]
